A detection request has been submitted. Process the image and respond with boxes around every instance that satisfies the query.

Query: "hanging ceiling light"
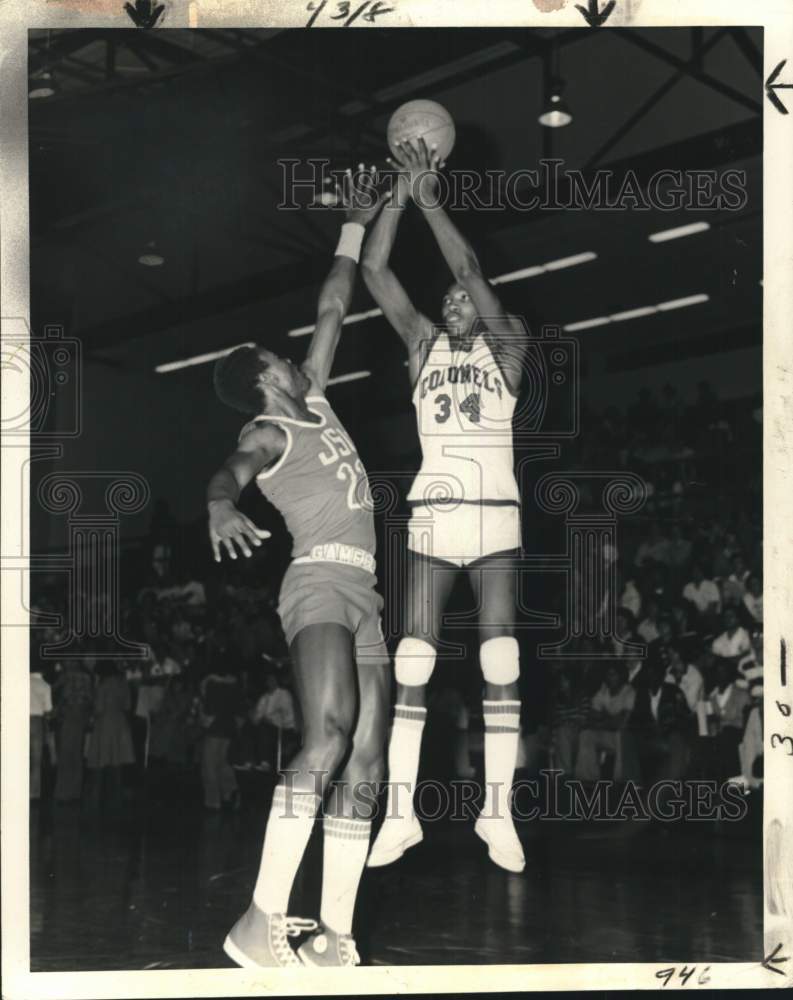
[29,31,58,99]
[539,32,573,128]
[29,70,57,100]
[138,241,165,267]
[539,80,573,128]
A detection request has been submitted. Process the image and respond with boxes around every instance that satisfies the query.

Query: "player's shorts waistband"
[407,498,520,509]
[292,544,376,575]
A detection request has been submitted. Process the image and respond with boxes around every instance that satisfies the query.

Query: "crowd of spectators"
[29,379,762,818]
[543,380,763,797]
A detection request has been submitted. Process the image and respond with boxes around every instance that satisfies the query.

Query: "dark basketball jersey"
[239,392,376,561]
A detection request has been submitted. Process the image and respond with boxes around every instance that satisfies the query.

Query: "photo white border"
[2,0,792,995]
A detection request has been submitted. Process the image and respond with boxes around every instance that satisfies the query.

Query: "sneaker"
[366,813,423,868]
[297,925,361,967]
[223,904,317,968]
[474,814,526,873]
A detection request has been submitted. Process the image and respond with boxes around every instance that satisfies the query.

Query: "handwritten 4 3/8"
[656,966,711,987]
[306,0,395,27]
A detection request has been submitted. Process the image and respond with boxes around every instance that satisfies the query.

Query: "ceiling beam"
[29,29,107,75]
[616,29,762,115]
[727,27,763,79]
[584,28,728,170]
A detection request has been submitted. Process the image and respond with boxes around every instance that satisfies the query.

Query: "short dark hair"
[213,346,269,415]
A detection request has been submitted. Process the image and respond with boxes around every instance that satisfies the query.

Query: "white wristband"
[335,222,365,262]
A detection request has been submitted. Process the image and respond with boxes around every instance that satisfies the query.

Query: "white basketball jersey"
[407,333,519,505]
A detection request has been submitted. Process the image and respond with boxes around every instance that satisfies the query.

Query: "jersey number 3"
[434,392,481,424]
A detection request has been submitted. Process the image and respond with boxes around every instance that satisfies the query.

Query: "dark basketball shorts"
[278,558,389,666]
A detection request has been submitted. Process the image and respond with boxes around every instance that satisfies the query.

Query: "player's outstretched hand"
[386,137,446,206]
[343,164,388,226]
[208,500,271,562]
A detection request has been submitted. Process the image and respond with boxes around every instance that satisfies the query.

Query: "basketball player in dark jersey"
[207,172,388,967]
[362,139,529,872]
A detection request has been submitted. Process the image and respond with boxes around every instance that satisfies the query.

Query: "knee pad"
[394,637,436,687]
[480,636,520,685]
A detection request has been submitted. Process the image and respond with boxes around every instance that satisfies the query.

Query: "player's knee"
[480,635,520,685]
[305,710,353,764]
[394,637,437,687]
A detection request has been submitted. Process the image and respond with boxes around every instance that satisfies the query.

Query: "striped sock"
[320,816,372,935]
[482,700,521,819]
[252,783,321,914]
[384,705,427,820]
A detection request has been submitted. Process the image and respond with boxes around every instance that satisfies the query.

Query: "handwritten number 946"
[656,966,711,987]
[306,0,395,27]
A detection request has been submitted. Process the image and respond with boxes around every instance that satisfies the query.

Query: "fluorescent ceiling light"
[543,251,598,271]
[657,294,710,311]
[155,342,255,374]
[648,222,710,243]
[492,252,596,286]
[327,370,371,385]
[492,266,546,285]
[564,316,611,332]
[611,306,658,322]
[287,323,315,338]
[288,307,384,338]
[563,293,709,333]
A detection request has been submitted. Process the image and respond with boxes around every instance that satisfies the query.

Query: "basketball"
[387,100,456,161]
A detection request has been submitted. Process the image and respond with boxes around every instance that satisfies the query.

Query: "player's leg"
[468,549,526,873]
[300,650,390,966]
[367,551,457,867]
[225,623,357,968]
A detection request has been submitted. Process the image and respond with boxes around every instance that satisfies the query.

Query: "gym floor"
[30,782,762,970]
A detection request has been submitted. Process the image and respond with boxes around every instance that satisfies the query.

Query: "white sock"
[252,783,321,914]
[320,816,372,935]
[482,701,521,820]
[384,705,426,822]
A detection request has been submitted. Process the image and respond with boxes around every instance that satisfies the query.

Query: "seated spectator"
[712,529,741,581]
[742,573,763,625]
[682,564,722,622]
[702,661,751,782]
[669,603,700,662]
[638,599,661,644]
[148,641,181,678]
[722,553,750,608]
[647,614,675,666]
[574,664,639,782]
[665,644,704,712]
[613,609,648,690]
[711,607,752,668]
[30,658,54,802]
[630,659,693,786]
[619,577,642,620]
[550,666,590,777]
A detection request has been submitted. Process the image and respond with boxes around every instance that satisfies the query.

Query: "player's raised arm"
[395,138,528,395]
[360,171,432,369]
[303,167,386,391]
[206,423,283,562]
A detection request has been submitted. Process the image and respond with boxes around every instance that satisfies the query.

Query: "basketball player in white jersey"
[361,138,529,873]
[207,172,390,966]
